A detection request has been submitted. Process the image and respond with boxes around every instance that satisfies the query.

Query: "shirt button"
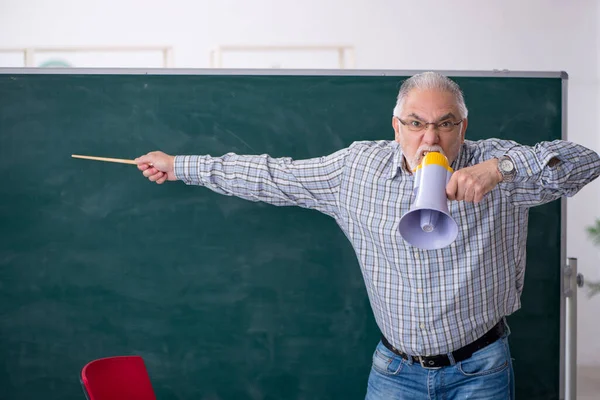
[415,252,420,259]
[417,288,423,294]
[527,168,532,175]
[420,323,425,329]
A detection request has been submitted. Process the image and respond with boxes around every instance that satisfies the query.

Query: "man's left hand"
[446,159,503,203]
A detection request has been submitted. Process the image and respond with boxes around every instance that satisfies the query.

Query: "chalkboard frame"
[0,67,571,399]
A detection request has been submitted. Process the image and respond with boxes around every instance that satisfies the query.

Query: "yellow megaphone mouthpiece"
[413,152,453,173]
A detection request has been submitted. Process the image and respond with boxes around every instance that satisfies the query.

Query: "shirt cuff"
[505,146,560,183]
[174,155,193,183]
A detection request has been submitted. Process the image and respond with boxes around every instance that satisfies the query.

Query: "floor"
[578,366,600,400]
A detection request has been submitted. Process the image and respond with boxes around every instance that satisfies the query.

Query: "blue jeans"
[365,334,514,399]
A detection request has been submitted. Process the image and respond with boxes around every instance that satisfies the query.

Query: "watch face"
[500,159,514,172]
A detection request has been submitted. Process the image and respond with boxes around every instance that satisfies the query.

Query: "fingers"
[142,167,157,177]
[135,151,174,184]
[135,157,153,173]
[135,152,159,171]
[140,166,165,183]
[454,176,477,202]
[463,187,475,203]
[446,175,458,201]
[148,170,165,183]
[135,154,154,165]
[446,169,490,203]
[150,172,166,183]
[156,173,168,184]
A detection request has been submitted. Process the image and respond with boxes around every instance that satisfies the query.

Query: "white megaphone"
[399,152,458,250]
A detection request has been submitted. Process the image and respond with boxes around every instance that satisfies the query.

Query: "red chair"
[80,356,157,400]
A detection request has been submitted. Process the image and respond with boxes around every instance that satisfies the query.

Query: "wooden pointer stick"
[71,154,138,165]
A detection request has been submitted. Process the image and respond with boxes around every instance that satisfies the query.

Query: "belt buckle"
[417,356,440,370]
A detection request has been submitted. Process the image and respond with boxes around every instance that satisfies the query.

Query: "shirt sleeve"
[172,147,350,217]
[472,139,600,207]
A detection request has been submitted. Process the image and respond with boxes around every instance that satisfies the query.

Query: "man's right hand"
[135,151,177,184]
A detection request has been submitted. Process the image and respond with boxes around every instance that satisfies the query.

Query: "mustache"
[410,146,446,167]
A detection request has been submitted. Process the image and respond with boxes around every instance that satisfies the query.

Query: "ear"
[460,118,468,142]
[392,116,401,142]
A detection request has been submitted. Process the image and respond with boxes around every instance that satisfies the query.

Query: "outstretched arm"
[135,148,350,217]
[462,139,600,207]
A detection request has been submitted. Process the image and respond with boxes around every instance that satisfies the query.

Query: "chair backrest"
[80,356,156,400]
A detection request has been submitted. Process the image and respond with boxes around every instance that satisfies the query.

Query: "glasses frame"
[396,116,463,132]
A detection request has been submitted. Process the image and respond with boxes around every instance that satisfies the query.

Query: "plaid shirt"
[174,139,600,356]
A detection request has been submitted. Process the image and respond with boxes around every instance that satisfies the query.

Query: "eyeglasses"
[397,117,463,133]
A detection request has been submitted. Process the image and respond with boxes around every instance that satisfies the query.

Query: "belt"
[380,320,506,369]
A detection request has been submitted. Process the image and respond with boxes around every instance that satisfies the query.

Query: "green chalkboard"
[0,70,564,399]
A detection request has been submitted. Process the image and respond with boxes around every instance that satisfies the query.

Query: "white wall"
[1,0,600,365]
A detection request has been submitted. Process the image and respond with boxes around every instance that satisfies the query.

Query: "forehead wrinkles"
[404,105,458,121]
[403,90,460,119]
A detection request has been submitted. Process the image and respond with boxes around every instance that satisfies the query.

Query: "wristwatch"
[497,155,516,182]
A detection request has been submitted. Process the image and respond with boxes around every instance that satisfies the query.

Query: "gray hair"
[392,72,468,119]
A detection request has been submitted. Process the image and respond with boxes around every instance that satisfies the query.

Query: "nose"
[422,124,440,145]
